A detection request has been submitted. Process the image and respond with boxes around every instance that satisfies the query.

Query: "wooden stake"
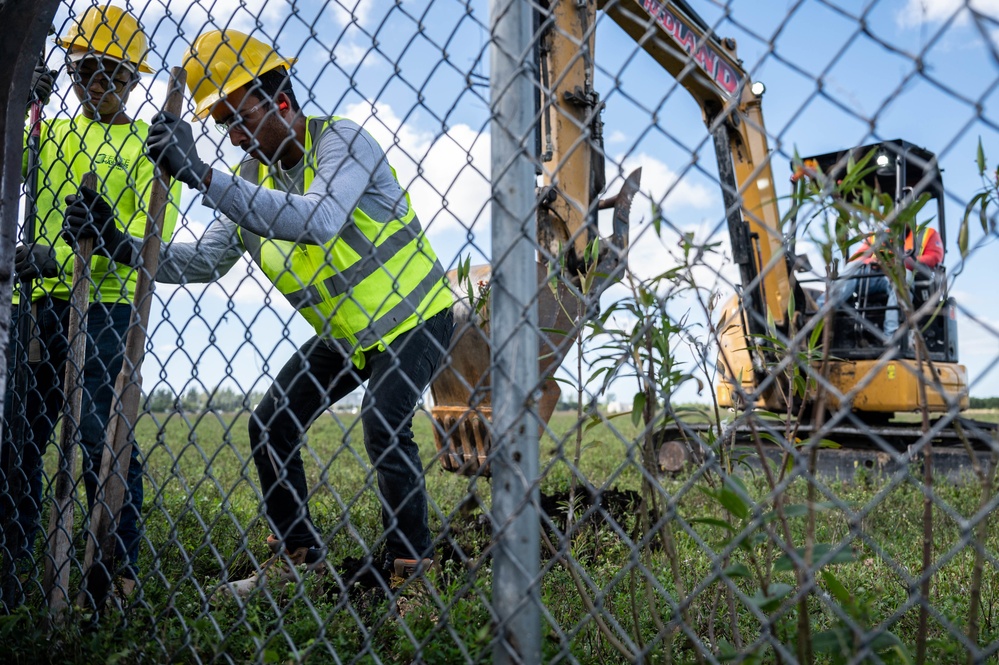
[42,171,96,614]
[77,67,186,609]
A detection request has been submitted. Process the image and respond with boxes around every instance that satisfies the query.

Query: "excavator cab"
[793,140,959,365]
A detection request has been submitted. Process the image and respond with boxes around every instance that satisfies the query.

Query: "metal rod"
[43,172,96,614]
[1,96,44,610]
[77,66,186,609]
[489,0,541,662]
[0,9,59,609]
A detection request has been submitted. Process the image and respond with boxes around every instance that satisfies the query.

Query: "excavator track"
[657,416,998,482]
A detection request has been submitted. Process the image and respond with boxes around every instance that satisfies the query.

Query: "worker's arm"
[848,238,873,263]
[148,217,247,284]
[63,192,245,284]
[904,228,944,270]
[918,229,943,268]
[200,119,409,245]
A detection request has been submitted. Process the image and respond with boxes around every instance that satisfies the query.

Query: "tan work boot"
[105,576,138,611]
[390,556,435,590]
[117,576,137,599]
[221,535,327,600]
[389,557,437,618]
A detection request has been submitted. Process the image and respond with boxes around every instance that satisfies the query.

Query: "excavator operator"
[825,222,943,341]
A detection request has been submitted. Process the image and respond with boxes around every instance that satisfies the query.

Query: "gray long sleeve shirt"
[149,117,412,285]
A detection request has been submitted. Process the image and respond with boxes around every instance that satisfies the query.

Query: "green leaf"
[650,192,662,235]
[773,543,856,573]
[631,393,646,427]
[457,254,469,282]
[958,218,970,259]
[689,517,737,532]
[812,627,852,655]
[977,137,987,176]
[580,266,595,295]
[718,485,750,520]
[791,436,841,449]
[808,318,825,350]
[961,191,988,258]
[722,562,753,578]
[585,237,600,265]
[715,639,738,660]
[582,416,605,433]
[870,631,912,661]
[726,474,749,494]
[746,582,793,612]
[820,569,853,606]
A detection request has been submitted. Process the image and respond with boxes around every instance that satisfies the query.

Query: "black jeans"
[248,308,453,560]
[0,296,143,576]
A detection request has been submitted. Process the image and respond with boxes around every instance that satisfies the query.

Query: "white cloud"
[897,0,999,27]
[609,152,716,211]
[605,130,628,145]
[340,101,492,247]
[321,42,370,69]
[57,0,379,77]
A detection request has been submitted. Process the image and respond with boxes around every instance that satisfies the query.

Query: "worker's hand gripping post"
[77,67,187,609]
[42,172,97,614]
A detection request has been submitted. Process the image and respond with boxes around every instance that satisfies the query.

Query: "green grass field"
[1,409,997,663]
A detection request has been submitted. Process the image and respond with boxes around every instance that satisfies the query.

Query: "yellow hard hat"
[184,30,297,119]
[56,4,153,74]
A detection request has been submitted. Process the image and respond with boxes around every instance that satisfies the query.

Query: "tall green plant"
[576,162,930,662]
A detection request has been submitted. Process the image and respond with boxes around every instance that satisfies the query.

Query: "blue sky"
[40,0,999,405]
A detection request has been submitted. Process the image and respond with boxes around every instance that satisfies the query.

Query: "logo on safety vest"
[94,153,131,172]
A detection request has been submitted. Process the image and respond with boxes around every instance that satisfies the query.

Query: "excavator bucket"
[430,170,642,476]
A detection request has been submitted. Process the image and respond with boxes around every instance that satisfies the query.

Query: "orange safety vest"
[853,227,942,268]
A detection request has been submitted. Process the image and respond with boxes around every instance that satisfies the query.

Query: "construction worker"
[134,29,454,598]
[1,5,178,593]
[827,224,943,338]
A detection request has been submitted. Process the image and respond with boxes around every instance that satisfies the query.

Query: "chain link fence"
[1,0,998,662]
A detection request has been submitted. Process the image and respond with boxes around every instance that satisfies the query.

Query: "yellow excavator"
[430,0,984,477]
[717,140,966,414]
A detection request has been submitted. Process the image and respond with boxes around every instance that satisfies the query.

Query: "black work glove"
[14,244,58,281]
[146,111,210,190]
[62,186,133,263]
[28,62,57,107]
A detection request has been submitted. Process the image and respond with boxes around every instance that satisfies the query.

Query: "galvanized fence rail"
[0,1,997,663]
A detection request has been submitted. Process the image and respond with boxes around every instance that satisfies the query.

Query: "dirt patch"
[322,486,647,609]
[540,487,644,532]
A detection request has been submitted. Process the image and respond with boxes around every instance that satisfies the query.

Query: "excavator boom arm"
[599,0,792,329]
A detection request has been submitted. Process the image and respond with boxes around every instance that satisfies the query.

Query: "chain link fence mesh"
[1,0,998,662]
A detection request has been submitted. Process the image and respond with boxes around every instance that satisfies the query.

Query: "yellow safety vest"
[237,117,451,368]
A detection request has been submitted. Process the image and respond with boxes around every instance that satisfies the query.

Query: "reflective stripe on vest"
[905,228,930,256]
[237,116,451,366]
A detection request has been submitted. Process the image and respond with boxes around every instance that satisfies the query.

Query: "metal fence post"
[0,0,62,610]
[490,0,540,662]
